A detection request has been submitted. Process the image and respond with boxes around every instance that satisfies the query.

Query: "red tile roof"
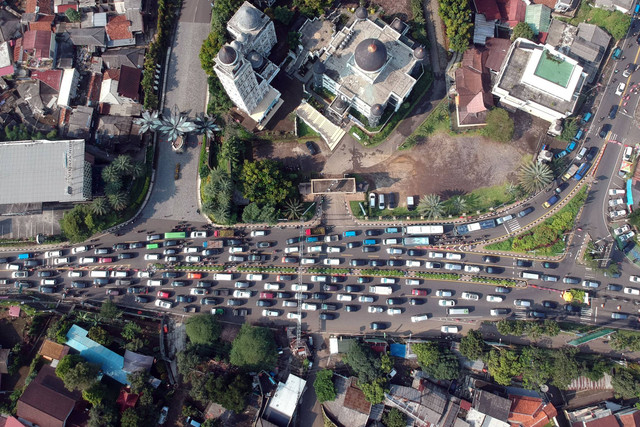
[104,68,120,80]
[29,15,55,32]
[22,30,52,59]
[116,388,139,413]
[508,395,557,427]
[26,0,54,15]
[343,378,372,415]
[474,0,502,20]
[31,69,63,90]
[57,3,77,13]
[87,72,103,106]
[106,15,133,40]
[13,38,22,62]
[618,411,640,427]
[117,65,140,101]
[531,0,556,9]
[484,38,511,72]
[584,415,621,427]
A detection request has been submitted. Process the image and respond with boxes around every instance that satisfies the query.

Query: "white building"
[214,1,282,129]
[492,38,587,123]
[58,68,79,107]
[261,374,307,426]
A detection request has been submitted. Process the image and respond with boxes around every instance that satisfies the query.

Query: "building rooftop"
[299,17,335,57]
[0,139,88,205]
[344,377,372,415]
[262,374,306,427]
[533,49,574,87]
[474,390,512,421]
[228,1,271,39]
[101,46,145,69]
[524,4,551,35]
[39,339,70,361]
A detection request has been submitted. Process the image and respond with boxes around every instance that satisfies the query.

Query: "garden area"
[559,0,631,40]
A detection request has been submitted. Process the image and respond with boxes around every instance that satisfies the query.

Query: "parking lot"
[0,208,64,239]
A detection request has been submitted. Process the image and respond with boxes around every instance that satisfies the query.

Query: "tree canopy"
[611,368,640,399]
[240,159,295,207]
[413,342,460,380]
[60,360,101,391]
[438,0,472,52]
[229,323,278,370]
[486,349,522,386]
[185,314,222,345]
[345,342,382,383]
[383,408,407,427]
[511,22,535,41]
[483,109,514,143]
[459,330,485,360]
[314,370,337,403]
[205,372,252,412]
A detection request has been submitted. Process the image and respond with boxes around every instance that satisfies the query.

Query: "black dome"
[355,6,368,20]
[248,50,264,69]
[391,18,405,32]
[371,104,384,116]
[354,38,387,73]
[218,45,237,65]
[313,61,326,74]
[413,45,427,60]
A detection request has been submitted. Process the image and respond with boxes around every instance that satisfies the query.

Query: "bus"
[164,232,186,239]
[447,308,470,315]
[573,162,591,181]
[404,225,444,235]
[146,243,159,250]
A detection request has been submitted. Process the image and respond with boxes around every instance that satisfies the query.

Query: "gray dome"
[248,50,264,69]
[230,40,243,52]
[354,38,387,73]
[391,18,405,32]
[355,6,368,20]
[236,5,261,31]
[236,32,248,43]
[371,104,384,116]
[218,45,237,65]
[413,45,426,60]
[334,97,347,110]
[313,61,326,74]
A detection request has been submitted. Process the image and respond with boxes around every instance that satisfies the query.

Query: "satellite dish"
[540,384,549,392]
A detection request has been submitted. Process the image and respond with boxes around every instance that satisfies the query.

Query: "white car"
[441,325,460,333]
[424,262,439,269]
[165,256,178,262]
[79,257,97,264]
[380,277,397,284]
[461,292,479,301]
[68,271,83,278]
[630,276,640,283]
[229,246,244,253]
[435,290,453,297]
[264,283,281,290]
[384,238,401,245]
[609,189,626,196]
[233,290,252,298]
[54,257,70,265]
[386,248,404,255]
[405,279,421,286]
[369,192,376,207]
[44,250,63,258]
[190,288,208,295]
[71,246,89,254]
[368,306,385,313]
[610,209,628,219]
[159,407,169,425]
[428,252,444,258]
[138,271,152,278]
[406,260,421,267]
[185,255,201,263]
[307,245,323,253]
[144,254,161,260]
[609,198,625,207]
[411,314,430,322]
[287,312,301,319]
[624,287,640,295]
[301,258,317,265]
[284,246,300,254]
[387,308,402,315]
[155,300,172,309]
[183,247,200,254]
[336,293,354,301]
[620,231,635,242]
[438,299,456,306]
[246,274,263,281]
[463,265,481,273]
[445,252,462,260]
[486,295,504,303]
[301,302,318,311]
[190,231,207,238]
[616,82,626,96]
[614,224,631,236]
[262,309,280,317]
[291,284,309,292]
[250,230,267,237]
[326,246,342,253]
[323,258,341,265]
[311,275,327,282]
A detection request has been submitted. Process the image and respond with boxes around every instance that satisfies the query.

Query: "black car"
[306,140,318,155]
[37,271,54,277]
[177,295,196,303]
[350,259,366,266]
[344,305,358,312]
[599,124,611,138]
[586,146,598,161]
[365,229,381,236]
[119,253,134,260]
[345,285,361,293]
[369,259,386,267]
[196,281,213,288]
[256,299,274,307]
[183,305,198,313]
[370,322,387,330]
[163,240,179,247]
[407,249,423,257]
[227,299,242,306]
[608,283,623,292]
[542,301,557,309]
[249,254,266,262]
[623,241,636,254]
[609,104,619,119]
[518,207,534,218]
[347,242,361,248]
[554,182,569,194]
[129,242,144,249]
[321,303,337,310]
[485,267,502,274]
[277,292,292,299]
[39,285,56,293]
[388,193,396,209]
[542,262,557,269]
[323,284,338,291]
[388,259,404,267]
[127,286,146,294]
[202,249,218,256]
[330,275,346,283]
[257,241,272,248]
[362,246,378,253]
[134,295,150,303]
[528,311,546,318]
[320,312,336,320]
[386,298,401,305]
[564,304,581,313]
[409,298,425,305]
[516,259,532,267]
[483,256,499,263]
[286,237,300,245]
[313,292,330,300]
[233,308,249,316]
[163,272,179,278]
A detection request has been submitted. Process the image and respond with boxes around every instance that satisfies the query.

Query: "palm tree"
[134,110,161,134]
[131,162,145,179]
[105,179,122,195]
[284,198,304,220]
[518,162,553,194]
[156,107,196,142]
[417,194,445,219]
[506,182,520,200]
[112,155,133,175]
[108,192,128,211]
[214,205,230,224]
[101,164,120,183]
[91,197,109,216]
[193,113,221,140]
[448,195,468,215]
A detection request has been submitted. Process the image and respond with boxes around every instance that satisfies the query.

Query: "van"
[337,293,353,301]
[147,280,163,287]
[428,251,444,258]
[301,258,316,265]
[582,112,592,123]
[383,238,400,245]
[250,230,267,237]
[444,263,462,271]
[343,231,357,237]
[40,278,57,286]
[72,245,89,254]
[282,300,297,307]
[411,314,430,322]
[380,277,397,284]
[24,260,39,267]
[111,271,129,278]
[575,147,588,161]
[6,263,20,271]
[90,270,109,278]
[447,308,469,315]
[406,279,421,286]
[308,245,323,253]
[214,273,234,281]
[284,246,299,254]
[311,275,328,282]
[624,146,633,162]
[514,299,532,307]
[490,308,509,316]
[264,283,281,291]
[364,239,378,245]
[247,274,264,281]
[445,253,462,260]
[378,193,385,210]
[323,258,340,266]
[144,254,161,260]
[520,271,540,280]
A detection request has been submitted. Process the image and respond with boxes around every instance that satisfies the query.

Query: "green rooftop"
[534,51,574,87]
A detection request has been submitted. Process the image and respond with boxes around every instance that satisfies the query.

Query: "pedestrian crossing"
[504,219,521,234]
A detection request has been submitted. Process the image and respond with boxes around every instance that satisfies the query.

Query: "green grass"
[296,117,320,138]
[359,269,406,277]
[466,184,515,213]
[559,1,630,39]
[236,266,297,273]
[350,199,421,220]
[399,100,450,150]
[415,272,461,280]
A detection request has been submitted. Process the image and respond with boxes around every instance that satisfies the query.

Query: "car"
[302,302,318,311]
[165,256,178,262]
[387,308,402,315]
[445,252,462,260]
[344,305,359,312]
[99,257,115,263]
[542,301,557,309]
[79,257,97,264]
[144,254,160,260]
[425,262,442,269]
[320,312,337,320]
[483,256,499,263]
[441,325,460,333]
[563,277,580,284]
[306,140,318,155]
[516,259,532,267]
[388,259,404,267]
[461,292,479,301]
[609,198,625,207]
[163,249,177,255]
[486,295,504,303]
[406,279,421,286]
[128,286,146,294]
[514,299,532,307]
[94,248,110,255]
[612,312,629,320]
[135,295,150,303]
[616,82,626,95]
[582,280,600,288]
[542,262,557,269]
[345,285,361,293]
[128,242,144,249]
[599,124,611,138]
[68,271,83,278]
[435,290,453,297]
[409,298,425,305]
[485,267,502,274]
[490,308,509,316]
[624,63,636,77]
[362,246,378,253]
[407,249,423,257]
[119,253,134,260]
[190,288,208,296]
[350,259,366,267]
[313,292,331,300]
[630,276,640,284]
[406,260,421,267]
[294,292,311,300]
[378,193,385,210]
[162,272,179,279]
[157,290,171,298]
[555,183,568,196]
[262,309,280,317]
[614,224,631,236]
[281,256,298,264]
[171,281,187,287]
[369,192,377,208]
[369,259,385,267]
[518,207,534,218]
[438,299,455,306]
[368,305,384,313]
[608,284,623,292]
[190,231,207,238]
[38,271,54,278]
[158,406,169,425]
[257,241,272,248]
[200,297,218,305]
[112,243,128,250]
[365,229,382,237]
[496,214,514,225]
[138,271,152,278]
[228,255,246,262]
[609,104,619,119]
[386,248,403,255]
[620,231,635,243]
[12,271,28,278]
[370,322,387,330]
[610,189,626,196]
[624,287,640,295]
[411,289,428,296]
[177,295,196,303]
[44,250,63,258]
[610,209,628,219]
[337,293,354,301]
[71,281,90,288]
[233,290,251,298]
[155,299,173,309]
[543,195,559,208]
[528,311,546,318]
[464,265,481,273]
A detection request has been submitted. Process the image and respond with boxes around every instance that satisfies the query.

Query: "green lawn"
[466,184,515,212]
[297,117,319,138]
[559,1,630,39]
[399,100,451,150]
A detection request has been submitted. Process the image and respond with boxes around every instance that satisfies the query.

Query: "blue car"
[555,150,568,159]
[566,141,576,152]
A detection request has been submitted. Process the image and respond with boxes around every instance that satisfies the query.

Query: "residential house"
[31,69,63,92]
[101,46,145,69]
[67,27,107,49]
[496,0,527,28]
[54,0,79,14]
[492,38,587,122]
[99,65,141,104]
[116,388,139,413]
[58,68,79,107]
[16,365,80,427]
[15,30,56,69]
[105,14,136,47]
[96,114,141,147]
[26,0,55,16]
[80,11,108,28]
[65,105,94,140]
[261,374,307,427]
[474,13,497,45]
[507,394,557,427]
[17,79,59,116]
[0,41,14,77]
[385,380,460,427]
[472,390,511,422]
[566,402,640,427]
[38,339,70,362]
[29,15,55,31]
[594,0,633,13]
[525,4,552,36]
[485,37,511,73]
[323,375,371,427]
[0,8,22,43]
[454,47,494,126]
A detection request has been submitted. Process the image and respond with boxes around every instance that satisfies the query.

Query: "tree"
[102,164,120,183]
[127,371,151,394]
[48,316,72,344]
[88,404,118,427]
[82,382,107,406]
[177,349,204,379]
[344,341,381,383]
[65,8,81,22]
[483,108,515,143]
[274,6,294,24]
[91,197,109,216]
[242,202,262,223]
[100,300,123,322]
[511,22,535,41]
[56,354,85,380]
[551,347,579,389]
[460,330,485,360]
[438,0,472,52]
[88,326,112,346]
[413,342,440,367]
[517,161,554,194]
[314,370,336,403]
[447,195,468,215]
[413,342,460,380]
[611,368,640,399]
[62,361,100,391]
[125,337,145,351]
[230,323,278,370]
[294,0,332,15]
[131,161,145,179]
[610,330,640,352]
[121,408,141,427]
[288,31,302,51]
[418,194,445,219]
[486,349,522,386]
[122,322,143,341]
[520,346,553,389]
[359,377,387,404]
[240,159,295,206]
[60,206,92,242]
[185,314,221,345]
[104,178,123,195]
[108,192,128,211]
[560,117,579,142]
[206,372,252,412]
[112,155,133,175]
[383,408,407,427]
[283,198,305,220]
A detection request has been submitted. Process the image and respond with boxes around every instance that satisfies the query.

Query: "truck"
[456,223,481,235]
[17,253,32,260]
[369,285,393,295]
[404,237,430,246]
[213,229,235,238]
[203,240,224,249]
[562,163,580,180]
[305,227,325,236]
[404,225,444,235]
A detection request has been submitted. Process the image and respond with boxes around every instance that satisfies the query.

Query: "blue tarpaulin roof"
[627,179,634,206]
[390,343,406,358]
[66,324,129,384]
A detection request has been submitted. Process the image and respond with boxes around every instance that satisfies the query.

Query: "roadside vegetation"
[438,0,472,52]
[559,0,630,40]
[1,124,57,141]
[344,341,393,404]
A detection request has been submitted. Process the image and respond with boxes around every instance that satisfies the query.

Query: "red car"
[411,289,428,296]
[187,272,203,279]
[259,292,275,299]
[99,257,114,263]
[157,290,171,298]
